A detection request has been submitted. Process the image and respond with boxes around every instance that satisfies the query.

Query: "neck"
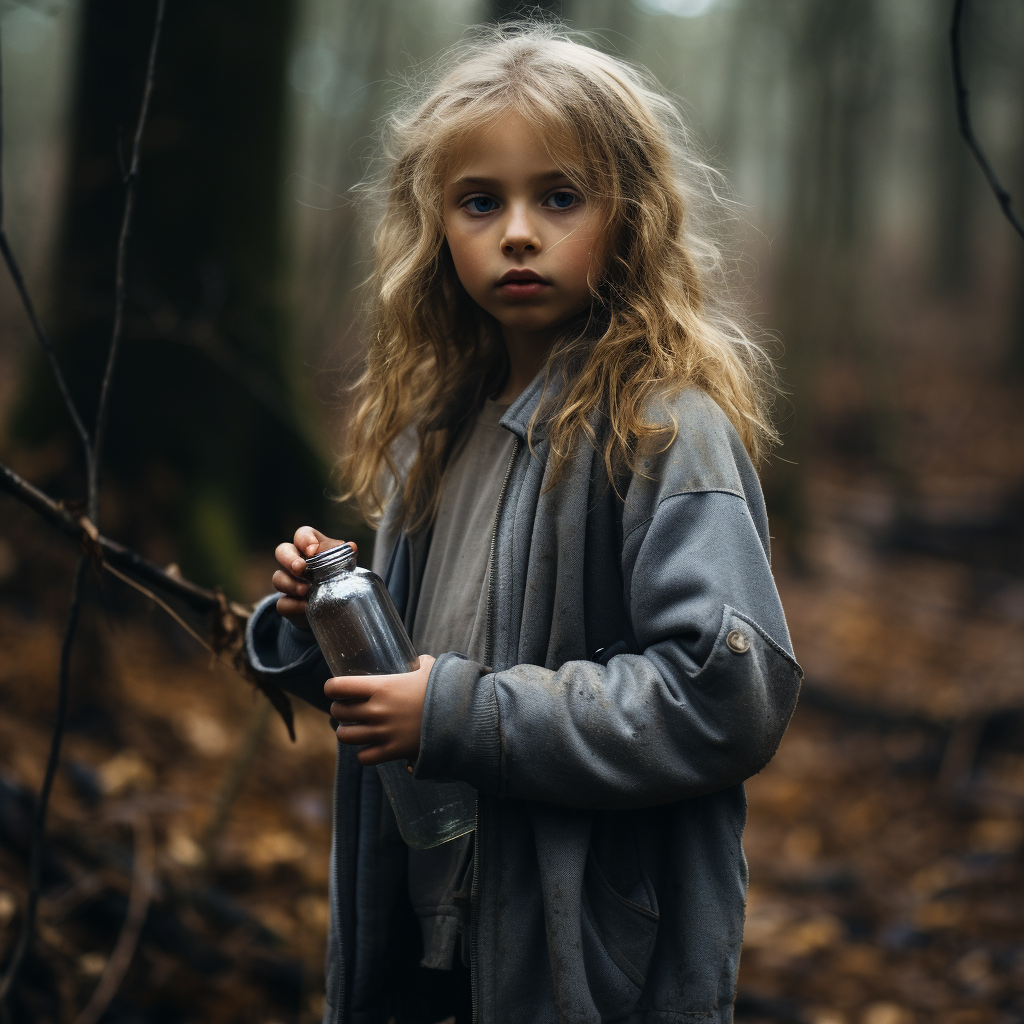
[496,326,556,404]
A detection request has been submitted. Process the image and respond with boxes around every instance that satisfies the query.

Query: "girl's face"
[443,111,603,348]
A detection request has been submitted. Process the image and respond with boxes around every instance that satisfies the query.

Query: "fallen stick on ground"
[71,815,155,1024]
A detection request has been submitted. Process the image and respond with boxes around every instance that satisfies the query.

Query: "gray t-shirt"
[408,400,514,970]
[412,399,514,662]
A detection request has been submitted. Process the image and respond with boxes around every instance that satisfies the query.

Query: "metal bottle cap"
[302,543,356,582]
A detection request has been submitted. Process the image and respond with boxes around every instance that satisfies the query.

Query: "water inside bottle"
[375,761,476,849]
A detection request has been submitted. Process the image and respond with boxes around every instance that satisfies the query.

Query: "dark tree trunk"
[10,0,331,592]
[763,0,896,566]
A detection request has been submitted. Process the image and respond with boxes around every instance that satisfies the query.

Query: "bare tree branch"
[89,0,167,521]
[0,557,86,1004]
[97,558,295,741]
[0,3,167,1005]
[102,560,228,653]
[0,460,297,741]
[950,0,1024,241]
[1,0,302,1006]
[0,459,244,618]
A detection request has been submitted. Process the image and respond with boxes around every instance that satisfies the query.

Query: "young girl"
[247,22,801,1024]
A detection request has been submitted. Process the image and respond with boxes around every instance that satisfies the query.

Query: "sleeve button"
[726,629,750,654]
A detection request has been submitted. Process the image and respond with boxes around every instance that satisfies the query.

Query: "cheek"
[445,229,487,292]
[565,230,603,287]
[572,209,608,281]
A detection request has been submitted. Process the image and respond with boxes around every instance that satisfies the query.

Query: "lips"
[498,268,548,284]
[497,268,549,297]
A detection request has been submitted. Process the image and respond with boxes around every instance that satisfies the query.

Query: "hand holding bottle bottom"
[326,655,435,766]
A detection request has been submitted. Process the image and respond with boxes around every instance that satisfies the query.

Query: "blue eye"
[545,191,579,210]
[466,196,498,214]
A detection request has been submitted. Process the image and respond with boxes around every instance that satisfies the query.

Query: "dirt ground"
[2,515,1022,1024]
[2,333,1023,1023]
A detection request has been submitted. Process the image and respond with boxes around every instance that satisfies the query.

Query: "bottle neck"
[303,543,357,583]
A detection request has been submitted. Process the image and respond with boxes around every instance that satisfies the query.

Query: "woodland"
[0,0,1022,1022]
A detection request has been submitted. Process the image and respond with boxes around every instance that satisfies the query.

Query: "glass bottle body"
[303,545,476,849]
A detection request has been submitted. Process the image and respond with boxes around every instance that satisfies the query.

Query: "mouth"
[497,268,549,298]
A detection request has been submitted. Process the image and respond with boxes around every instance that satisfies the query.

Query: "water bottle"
[302,543,476,849]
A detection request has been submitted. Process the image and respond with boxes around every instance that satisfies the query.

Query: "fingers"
[275,541,307,578]
[273,568,309,598]
[327,678,379,725]
[326,661,430,764]
[276,525,356,593]
[275,596,312,630]
[275,528,356,586]
[292,525,354,562]
[353,743,406,767]
[333,723,382,746]
[331,717,400,766]
[330,726,406,768]
[324,675,383,701]
[329,698,371,721]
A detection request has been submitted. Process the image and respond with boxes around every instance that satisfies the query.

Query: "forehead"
[444,110,575,187]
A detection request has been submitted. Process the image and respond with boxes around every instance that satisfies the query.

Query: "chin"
[497,312,561,332]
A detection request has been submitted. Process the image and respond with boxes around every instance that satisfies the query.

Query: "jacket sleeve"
[245,594,334,715]
[415,400,802,809]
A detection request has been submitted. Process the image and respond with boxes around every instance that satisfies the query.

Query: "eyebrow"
[448,170,572,189]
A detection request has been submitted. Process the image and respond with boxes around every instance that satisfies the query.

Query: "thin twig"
[109,552,294,740]
[71,817,155,1024]
[101,561,219,654]
[0,5,165,1005]
[0,458,249,619]
[201,697,274,863]
[950,0,1024,241]
[0,557,87,1003]
[89,0,166,521]
[0,26,92,481]
[0,461,296,740]
[42,874,106,924]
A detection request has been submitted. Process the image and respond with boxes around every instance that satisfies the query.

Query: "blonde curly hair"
[338,21,777,531]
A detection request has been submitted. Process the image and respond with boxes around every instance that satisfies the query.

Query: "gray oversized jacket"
[246,375,803,1024]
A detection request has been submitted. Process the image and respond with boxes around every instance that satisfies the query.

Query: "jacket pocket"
[581,849,660,1020]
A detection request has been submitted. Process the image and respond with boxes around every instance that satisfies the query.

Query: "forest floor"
[1,494,1022,1024]
[2,332,1024,1023]
[735,321,1024,1024]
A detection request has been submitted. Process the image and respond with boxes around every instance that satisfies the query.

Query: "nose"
[501,202,541,255]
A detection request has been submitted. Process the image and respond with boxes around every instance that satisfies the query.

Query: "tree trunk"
[9,0,332,593]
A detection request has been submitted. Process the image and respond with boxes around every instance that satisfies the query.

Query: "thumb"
[293,525,353,559]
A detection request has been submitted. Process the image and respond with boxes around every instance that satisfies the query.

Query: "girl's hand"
[273,525,353,630]
[326,655,435,766]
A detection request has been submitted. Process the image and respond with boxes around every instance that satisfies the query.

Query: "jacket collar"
[498,366,560,442]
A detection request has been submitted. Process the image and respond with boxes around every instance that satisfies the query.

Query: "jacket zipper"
[469,799,481,1024]
[483,438,518,668]
[473,435,518,1024]
[333,748,345,1024]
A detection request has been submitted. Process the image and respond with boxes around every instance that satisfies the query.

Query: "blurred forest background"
[0,0,1023,1021]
